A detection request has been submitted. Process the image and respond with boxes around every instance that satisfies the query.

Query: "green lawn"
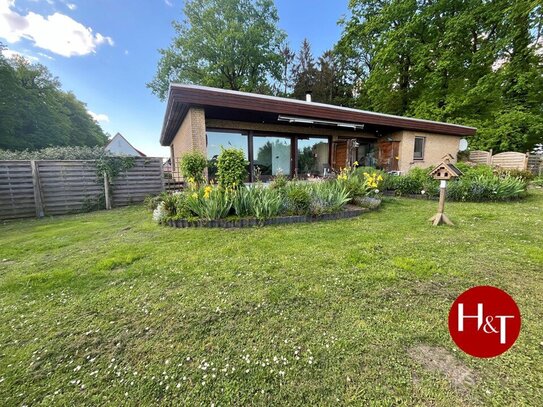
[1,192,542,406]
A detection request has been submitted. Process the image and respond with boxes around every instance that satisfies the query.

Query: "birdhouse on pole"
[429,156,462,226]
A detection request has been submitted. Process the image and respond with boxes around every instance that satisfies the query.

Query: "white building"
[104,133,146,157]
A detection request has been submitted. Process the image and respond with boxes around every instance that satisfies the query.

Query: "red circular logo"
[448,286,521,358]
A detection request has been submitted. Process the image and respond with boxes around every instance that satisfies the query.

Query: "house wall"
[105,135,141,156]
[170,107,206,177]
[391,131,462,173]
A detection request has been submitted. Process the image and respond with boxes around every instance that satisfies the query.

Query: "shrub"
[308,181,350,215]
[270,173,288,190]
[153,202,168,224]
[216,148,247,188]
[186,186,232,220]
[496,168,534,181]
[179,152,207,186]
[144,192,169,211]
[0,146,107,160]
[460,164,494,179]
[447,175,527,201]
[231,187,253,217]
[532,176,543,187]
[251,187,282,220]
[285,182,311,215]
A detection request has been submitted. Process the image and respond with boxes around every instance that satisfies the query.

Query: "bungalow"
[160,84,476,180]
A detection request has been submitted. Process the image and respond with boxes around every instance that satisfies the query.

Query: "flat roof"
[160,84,476,146]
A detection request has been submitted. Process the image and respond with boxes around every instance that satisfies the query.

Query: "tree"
[0,50,107,150]
[277,43,295,96]
[313,50,353,106]
[337,0,543,152]
[148,0,286,100]
[291,39,318,100]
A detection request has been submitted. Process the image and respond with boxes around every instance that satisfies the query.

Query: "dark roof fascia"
[160,85,477,146]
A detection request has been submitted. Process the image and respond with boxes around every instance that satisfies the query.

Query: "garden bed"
[166,204,370,228]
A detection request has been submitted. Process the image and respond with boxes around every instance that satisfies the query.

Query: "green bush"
[447,175,527,201]
[285,183,311,215]
[308,181,350,215]
[179,152,207,185]
[143,192,169,211]
[231,187,253,218]
[216,148,248,188]
[270,173,288,190]
[532,176,543,187]
[0,146,107,160]
[496,168,534,181]
[250,187,282,220]
[186,186,232,220]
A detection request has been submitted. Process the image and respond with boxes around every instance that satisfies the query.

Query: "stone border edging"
[166,207,370,228]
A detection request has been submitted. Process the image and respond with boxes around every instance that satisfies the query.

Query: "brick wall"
[393,130,462,173]
[170,107,206,179]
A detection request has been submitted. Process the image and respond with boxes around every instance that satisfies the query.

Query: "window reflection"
[296,138,329,177]
[253,136,291,178]
[206,131,249,180]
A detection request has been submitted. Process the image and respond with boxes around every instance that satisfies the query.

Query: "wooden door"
[333,142,348,171]
[377,140,400,171]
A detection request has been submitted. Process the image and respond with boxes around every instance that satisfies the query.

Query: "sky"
[0,0,349,157]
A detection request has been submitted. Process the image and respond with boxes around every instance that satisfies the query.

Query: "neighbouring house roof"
[160,84,477,146]
[105,133,147,157]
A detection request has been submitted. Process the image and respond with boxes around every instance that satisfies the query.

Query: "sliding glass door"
[252,135,292,178]
[296,137,329,177]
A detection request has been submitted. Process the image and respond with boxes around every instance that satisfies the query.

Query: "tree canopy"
[147,0,286,100]
[0,47,107,151]
[337,0,543,152]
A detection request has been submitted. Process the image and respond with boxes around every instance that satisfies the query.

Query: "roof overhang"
[160,84,477,146]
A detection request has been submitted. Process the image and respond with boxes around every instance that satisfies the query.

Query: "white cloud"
[164,0,173,6]
[2,48,39,61]
[0,0,113,57]
[66,3,76,10]
[87,110,110,123]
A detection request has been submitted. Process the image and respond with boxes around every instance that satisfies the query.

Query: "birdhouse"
[429,160,463,181]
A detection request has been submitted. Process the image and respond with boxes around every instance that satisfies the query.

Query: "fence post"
[159,158,165,192]
[30,160,45,218]
[103,172,112,210]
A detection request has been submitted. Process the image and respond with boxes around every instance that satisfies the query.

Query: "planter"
[355,196,382,209]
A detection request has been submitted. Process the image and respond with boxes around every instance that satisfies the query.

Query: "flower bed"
[165,205,369,228]
[147,171,383,229]
[381,164,530,201]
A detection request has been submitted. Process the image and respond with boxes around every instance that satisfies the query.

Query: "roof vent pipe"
[305,91,312,103]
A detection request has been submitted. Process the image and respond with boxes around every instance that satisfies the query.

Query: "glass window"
[355,142,377,167]
[206,130,249,180]
[253,136,292,177]
[414,137,425,160]
[296,138,329,177]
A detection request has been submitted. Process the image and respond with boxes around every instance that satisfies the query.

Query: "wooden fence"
[0,157,164,220]
[468,150,534,172]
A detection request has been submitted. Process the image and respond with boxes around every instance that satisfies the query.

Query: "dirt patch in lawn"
[408,344,476,393]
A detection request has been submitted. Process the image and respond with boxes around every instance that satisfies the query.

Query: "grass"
[1,191,542,406]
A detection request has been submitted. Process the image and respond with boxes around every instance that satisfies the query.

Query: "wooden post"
[30,160,45,218]
[429,180,454,226]
[103,172,112,210]
[159,158,165,192]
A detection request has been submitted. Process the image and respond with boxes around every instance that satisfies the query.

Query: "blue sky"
[0,0,349,157]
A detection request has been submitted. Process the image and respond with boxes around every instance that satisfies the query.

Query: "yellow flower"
[353,161,359,167]
[378,175,383,181]
[191,192,198,199]
[204,186,213,199]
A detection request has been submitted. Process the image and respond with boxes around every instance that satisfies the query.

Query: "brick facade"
[170,107,206,177]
